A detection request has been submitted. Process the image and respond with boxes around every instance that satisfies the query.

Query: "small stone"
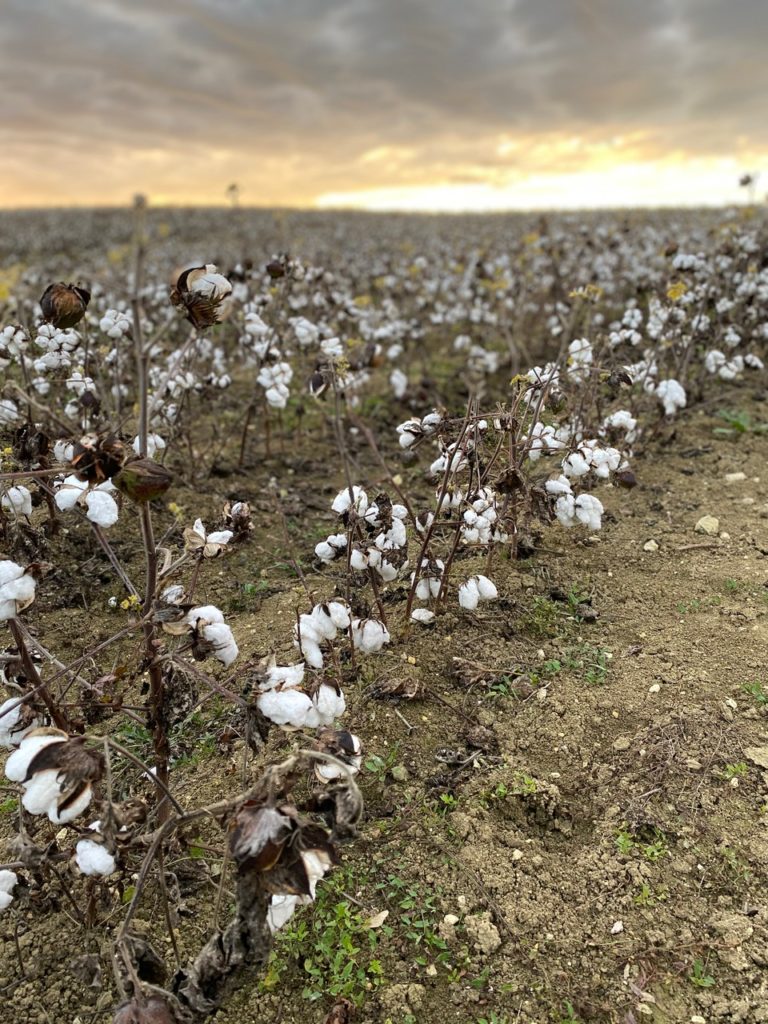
[743,746,768,769]
[643,539,659,552]
[695,515,720,536]
[724,472,747,483]
[390,764,409,783]
[720,532,730,540]
[613,736,631,751]
[443,914,459,926]
[511,849,524,861]
[611,920,624,934]
[691,1017,707,1024]
[425,964,438,977]
[648,683,661,694]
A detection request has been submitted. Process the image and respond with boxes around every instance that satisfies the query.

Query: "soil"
[1,394,767,1024]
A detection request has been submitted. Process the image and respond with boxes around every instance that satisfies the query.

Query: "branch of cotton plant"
[105,738,184,816]
[6,618,70,731]
[405,404,473,626]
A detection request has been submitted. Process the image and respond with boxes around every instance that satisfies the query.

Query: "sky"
[0,0,765,211]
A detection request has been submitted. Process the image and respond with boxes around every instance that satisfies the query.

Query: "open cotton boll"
[85,490,119,528]
[268,894,309,933]
[0,563,37,621]
[132,433,166,458]
[331,486,368,516]
[50,784,93,825]
[0,698,39,749]
[297,635,324,669]
[475,575,498,600]
[313,684,346,725]
[189,265,232,301]
[2,486,32,517]
[349,548,368,571]
[161,585,185,605]
[54,474,87,511]
[202,622,239,666]
[327,601,351,630]
[458,579,480,610]
[5,732,66,782]
[75,838,116,876]
[20,769,66,816]
[0,870,17,912]
[300,849,334,898]
[411,608,435,624]
[574,494,604,532]
[265,664,305,690]
[257,688,315,728]
[53,440,75,463]
[186,605,224,626]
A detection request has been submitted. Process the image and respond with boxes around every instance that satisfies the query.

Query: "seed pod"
[39,282,90,329]
[113,458,173,503]
[70,434,126,483]
[614,467,638,489]
[170,264,232,329]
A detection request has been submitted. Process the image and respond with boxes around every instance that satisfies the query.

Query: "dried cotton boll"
[314,730,363,782]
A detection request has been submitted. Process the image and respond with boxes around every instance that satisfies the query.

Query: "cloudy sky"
[0,0,764,210]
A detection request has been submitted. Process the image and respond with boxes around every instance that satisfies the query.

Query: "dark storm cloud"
[0,0,765,204]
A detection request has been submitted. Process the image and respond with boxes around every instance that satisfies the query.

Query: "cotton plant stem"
[6,618,70,731]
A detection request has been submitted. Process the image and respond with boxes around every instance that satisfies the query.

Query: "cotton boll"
[314,684,346,725]
[20,769,66,816]
[299,636,324,670]
[257,688,315,728]
[411,608,435,624]
[186,605,224,625]
[2,487,32,517]
[203,622,239,666]
[545,475,572,496]
[458,579,480,610]
[50,783,93,824]
[132,433,166,458]
[266,664,305,690]
[0,566,36,621]
[349,548,368,571]
[189,265,232,301]
[327,601,351,630]
[85,490,119,528]
[0,698,39,749]
[54,474,87,511]
[331,486,368,516]
[475,575,498,600]
[53,440,75,463]
[268,894,306,933]
[161,585,185,605]
[574,494,604,531]
[415,578,431,601]
[75,838,117,876]
[300,849,334,897]
[5,732,66,782]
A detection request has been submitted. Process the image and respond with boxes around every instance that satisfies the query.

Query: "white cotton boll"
[161,585,185,605]
[265,664,305,690]
[265,386,288,409]
[206,529,233,546]
[189,265,232,301]
[327,601,351,630]
[655,379,686,417]
[475,575,498,600]
[321,337,343,359]
[0,399,19,425]
[332,486,368,516]
[268,894,304,933]
[411,608,435,624]
[299,636,324,670]
[745,353,764,370]
[300,849,333,897]
[257,688,314,728]
[415,578,431,601]
[50,784,92,824]
[0,698,38,749]
[54,474,87,511]
[5,733,65,782]
[203,622,239,666]
[75,838,116,876]
[0,566,35,621]
[574,494,604,532]
[85,490,119,528]
[309,606,337,641]
[555,494,577,528]
[186,605,225,625]
[21,769,65,816]
[0,869,17,895]
[350,548,368,571]
[390,368,408,399]
[377,560,398,582]
[53,440,75,463]
[462,527,480,544]
[458,579,480,610]
[363,619,390,652]
[563,451,590,478]
[545,475,572,496]
[132,433,166,458]
[2,487,32,517]
[314,684,346,725]
[0,892,13,912]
